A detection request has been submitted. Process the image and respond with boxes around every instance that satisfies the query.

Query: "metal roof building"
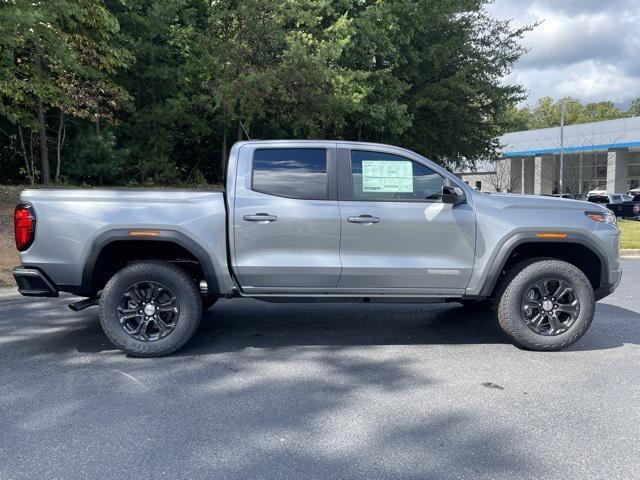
[458,116,640,195]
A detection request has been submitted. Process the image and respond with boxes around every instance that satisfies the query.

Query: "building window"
[627,152,640,192]
[579,152,607,193]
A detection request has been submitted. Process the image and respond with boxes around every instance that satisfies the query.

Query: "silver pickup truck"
[13,140,621,356]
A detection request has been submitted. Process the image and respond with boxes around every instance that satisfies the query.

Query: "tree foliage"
[0,0,131,184]
[1,0,532,185]
[503,96,638,133]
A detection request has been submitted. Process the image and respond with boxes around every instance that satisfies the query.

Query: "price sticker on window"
[362,160,413,193]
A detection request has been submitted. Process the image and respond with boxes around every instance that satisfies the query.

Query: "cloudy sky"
[487,0,640,107]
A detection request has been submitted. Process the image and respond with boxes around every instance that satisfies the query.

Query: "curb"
[620,249,640,258]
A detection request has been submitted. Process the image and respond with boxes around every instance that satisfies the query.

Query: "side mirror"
[442,185,466,205]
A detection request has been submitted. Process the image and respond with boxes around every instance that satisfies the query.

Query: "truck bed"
[18,188,233,295]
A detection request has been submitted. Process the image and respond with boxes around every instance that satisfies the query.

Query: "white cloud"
[487,0,640,106]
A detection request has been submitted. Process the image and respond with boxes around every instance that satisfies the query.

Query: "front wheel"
[99,260,203,357]
[497,259,595,351]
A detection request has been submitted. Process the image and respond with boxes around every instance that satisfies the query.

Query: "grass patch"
[618,219,640,250]
[0,186,22,287]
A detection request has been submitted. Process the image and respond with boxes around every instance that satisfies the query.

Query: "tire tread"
[99,260,202,357]
[497,259,594,351]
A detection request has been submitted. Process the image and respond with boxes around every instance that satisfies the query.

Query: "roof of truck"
[235,139,403,148]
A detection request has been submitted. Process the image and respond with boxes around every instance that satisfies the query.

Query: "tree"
[68,127,127,185]
[582,101,624,123]
[0,0,131,184]
[204,0,371,170]
[0,0,534,184]
[342,0,532,164]
[501,105,535,132]
[503,97,631,133]
[488,159,515,193]
[629,98,640,117]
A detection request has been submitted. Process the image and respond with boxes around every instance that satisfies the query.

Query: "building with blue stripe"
[458,116,640,195]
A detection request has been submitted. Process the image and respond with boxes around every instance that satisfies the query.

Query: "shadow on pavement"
[1,296,639,478]
[182,301,510,355]
[1,297,639,356]
[0,298,540,479]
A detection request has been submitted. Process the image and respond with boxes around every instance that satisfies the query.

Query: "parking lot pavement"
[1,261,639,480]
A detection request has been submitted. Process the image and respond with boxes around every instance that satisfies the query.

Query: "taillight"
[14,204,36,251]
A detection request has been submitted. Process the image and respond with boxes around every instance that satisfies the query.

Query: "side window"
[252,148,327,200]
[351,150,444,202]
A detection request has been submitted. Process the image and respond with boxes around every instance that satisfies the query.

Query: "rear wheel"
[99,260,202,357]
[497,259,595,351]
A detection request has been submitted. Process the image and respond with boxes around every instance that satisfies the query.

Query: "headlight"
[585,209,617,225]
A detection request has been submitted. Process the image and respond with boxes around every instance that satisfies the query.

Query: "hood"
[481,192,607,212]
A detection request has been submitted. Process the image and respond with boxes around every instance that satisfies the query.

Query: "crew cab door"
[231,143,341,291]
[336,147,476,293]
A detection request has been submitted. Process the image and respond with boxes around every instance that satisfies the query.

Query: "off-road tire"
[497,259,595,351]
[99,260,203,357]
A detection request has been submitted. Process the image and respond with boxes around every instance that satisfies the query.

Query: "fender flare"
[75,229,221,297]
[479,231,610,297]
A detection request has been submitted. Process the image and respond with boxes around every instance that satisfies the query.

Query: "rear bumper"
[12,267,59,297]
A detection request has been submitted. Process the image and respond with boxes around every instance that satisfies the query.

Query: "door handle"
[243,213,277,223]
[348,215,381,224]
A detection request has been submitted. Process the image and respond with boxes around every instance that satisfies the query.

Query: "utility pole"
[559,100,566,195]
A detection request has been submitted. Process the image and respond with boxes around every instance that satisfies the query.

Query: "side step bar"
[68,297,98,311]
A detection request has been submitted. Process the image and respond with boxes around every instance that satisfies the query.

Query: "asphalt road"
[1,261,640,480]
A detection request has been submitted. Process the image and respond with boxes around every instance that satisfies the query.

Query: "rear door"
[232,143,341,291]
[337,147,476,293]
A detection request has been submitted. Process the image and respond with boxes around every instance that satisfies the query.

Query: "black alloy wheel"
[117,281,180,341]
[99,260,202,357]
[520,278,580,336]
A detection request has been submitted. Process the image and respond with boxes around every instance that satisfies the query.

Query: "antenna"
[239,121,250,140]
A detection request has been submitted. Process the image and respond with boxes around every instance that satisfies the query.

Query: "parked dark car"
[601,195,640,219]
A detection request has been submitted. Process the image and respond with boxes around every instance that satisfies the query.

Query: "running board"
[68,297,98,311]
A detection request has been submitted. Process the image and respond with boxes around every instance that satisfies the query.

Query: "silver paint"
[18,140,621,299]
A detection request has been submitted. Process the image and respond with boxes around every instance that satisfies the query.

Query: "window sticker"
[362,160,413,193]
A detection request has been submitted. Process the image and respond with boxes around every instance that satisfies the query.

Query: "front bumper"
[13,267,59,297]
[594,268,623,301]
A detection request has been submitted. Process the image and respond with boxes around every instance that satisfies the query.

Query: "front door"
[337,148,476,293]
[232,144,341,291]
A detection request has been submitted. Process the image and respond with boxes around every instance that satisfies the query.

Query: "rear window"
[252,148,327,200]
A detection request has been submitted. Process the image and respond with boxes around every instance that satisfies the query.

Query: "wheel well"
[90,240,206,294]
[491,242,603,297]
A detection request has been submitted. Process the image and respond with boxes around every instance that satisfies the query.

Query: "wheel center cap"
[542,300,554,312]
[144,304,156,316]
